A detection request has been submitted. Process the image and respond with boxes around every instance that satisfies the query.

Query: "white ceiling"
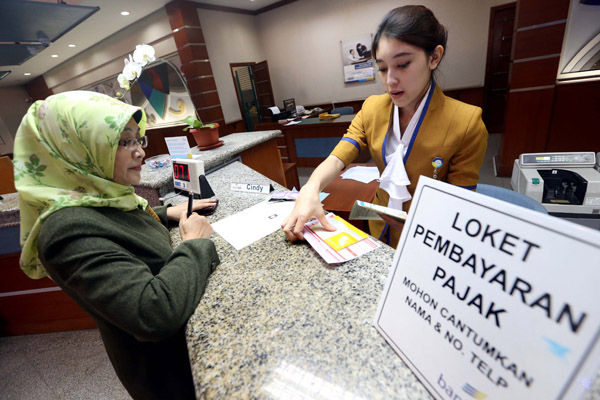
[0,0,285,88]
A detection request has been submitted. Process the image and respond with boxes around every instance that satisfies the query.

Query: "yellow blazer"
[331,82,488,247]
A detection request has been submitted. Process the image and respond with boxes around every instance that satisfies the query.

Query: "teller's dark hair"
[372,5,447,63]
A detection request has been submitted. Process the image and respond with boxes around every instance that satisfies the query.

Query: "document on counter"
[341,166,380,183]
[349,200,407,222]
[212,200,296,250]
[303,213,380,264]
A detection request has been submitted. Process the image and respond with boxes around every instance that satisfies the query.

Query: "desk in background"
[285,114,354,168]
[258,114,371,170]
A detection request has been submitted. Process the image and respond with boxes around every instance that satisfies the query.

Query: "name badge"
[230,182,274,194]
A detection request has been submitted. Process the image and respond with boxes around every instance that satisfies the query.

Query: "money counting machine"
[511,152,600,230]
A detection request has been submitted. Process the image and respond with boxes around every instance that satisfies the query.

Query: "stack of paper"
[303,214,380,264]
[341,166,379,183]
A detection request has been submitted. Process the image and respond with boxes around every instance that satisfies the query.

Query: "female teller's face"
[375,36,443,111]
[113,118,145,185]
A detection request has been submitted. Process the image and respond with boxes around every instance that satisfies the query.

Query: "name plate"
[230,182,273,194]
[374,177,600,400]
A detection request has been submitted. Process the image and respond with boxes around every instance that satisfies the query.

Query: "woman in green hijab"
[13,91,220,399]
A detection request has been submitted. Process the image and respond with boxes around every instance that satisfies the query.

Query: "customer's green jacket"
[38,205,220,399]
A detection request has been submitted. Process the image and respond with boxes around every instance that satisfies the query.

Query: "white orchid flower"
[133,44,156,66]
[122,54,143,81]
[117,73,130,90]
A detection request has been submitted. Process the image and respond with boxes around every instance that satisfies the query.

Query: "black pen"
[187,192,194,217]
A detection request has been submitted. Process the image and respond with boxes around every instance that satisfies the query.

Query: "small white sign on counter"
[164,136,192,159]
[230,182,273,194]
[374,177,600,400]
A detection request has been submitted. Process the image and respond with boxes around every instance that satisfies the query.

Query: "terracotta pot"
[190,123,220,147]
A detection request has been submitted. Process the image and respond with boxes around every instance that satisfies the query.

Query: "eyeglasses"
[118,136,148,151]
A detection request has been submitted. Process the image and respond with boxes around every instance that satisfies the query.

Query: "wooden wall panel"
[180,61,214,78]
[497,88,555,176]
[186,76,217,93]
[510,57,560,89]
[444,87,485,108]
[512,23,566,60]
[24,76,53,102]
[165,1,225,127]
[191,91,221,109]
[496,0,572,176]
[546,81,600,152]
[197,106,225,124]
[0,253,96,336]
[515,0,569,28]
[177,44,209,63]
[1,291,96,336]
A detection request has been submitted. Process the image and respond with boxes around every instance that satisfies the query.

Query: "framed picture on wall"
[84,55,196,128]
[341,34,374,83]
[556,0,600,83]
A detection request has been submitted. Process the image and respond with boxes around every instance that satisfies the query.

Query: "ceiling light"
[24,72,31,76]
[68,44,76,48]
[51,54,58,58]
[121,11,130,16]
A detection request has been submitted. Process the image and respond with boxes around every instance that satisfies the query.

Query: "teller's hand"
[281,188,335,241]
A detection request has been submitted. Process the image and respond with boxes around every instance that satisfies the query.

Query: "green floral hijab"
[13,91,148,279]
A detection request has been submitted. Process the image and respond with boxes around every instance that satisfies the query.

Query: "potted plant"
[181,116,220,148]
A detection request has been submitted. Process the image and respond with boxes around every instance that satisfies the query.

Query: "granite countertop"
[139,130,281,190]
[0,193,20,228]
[169,162,600,400]
[168,161,433,399]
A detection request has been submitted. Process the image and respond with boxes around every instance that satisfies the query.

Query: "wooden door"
[251,60,276,122]
[483,3,516,134]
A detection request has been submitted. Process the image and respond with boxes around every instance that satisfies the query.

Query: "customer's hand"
[167,198,218,221]
[179,211,213,241]
[281,184,335,241]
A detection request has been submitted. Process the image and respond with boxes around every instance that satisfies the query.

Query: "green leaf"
[181,116,204,129]
[30,154,39,166]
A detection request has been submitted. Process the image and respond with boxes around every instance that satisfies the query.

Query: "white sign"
[374,177,600,400]
[230,182,273,194]
[164,136,192,159]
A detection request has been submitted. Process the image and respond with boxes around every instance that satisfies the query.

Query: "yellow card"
[310,215,368,251]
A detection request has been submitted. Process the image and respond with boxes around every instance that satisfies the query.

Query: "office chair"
[330,106,354,115]
[0,156,17,195]
[476,184,548,214]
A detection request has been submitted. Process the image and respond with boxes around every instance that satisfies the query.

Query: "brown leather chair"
[0,156,17,195]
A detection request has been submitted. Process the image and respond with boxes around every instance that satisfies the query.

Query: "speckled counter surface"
[0,193,19,228]
[138,130,281,192]
[169,161,433,399]
[172,162,600,400]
